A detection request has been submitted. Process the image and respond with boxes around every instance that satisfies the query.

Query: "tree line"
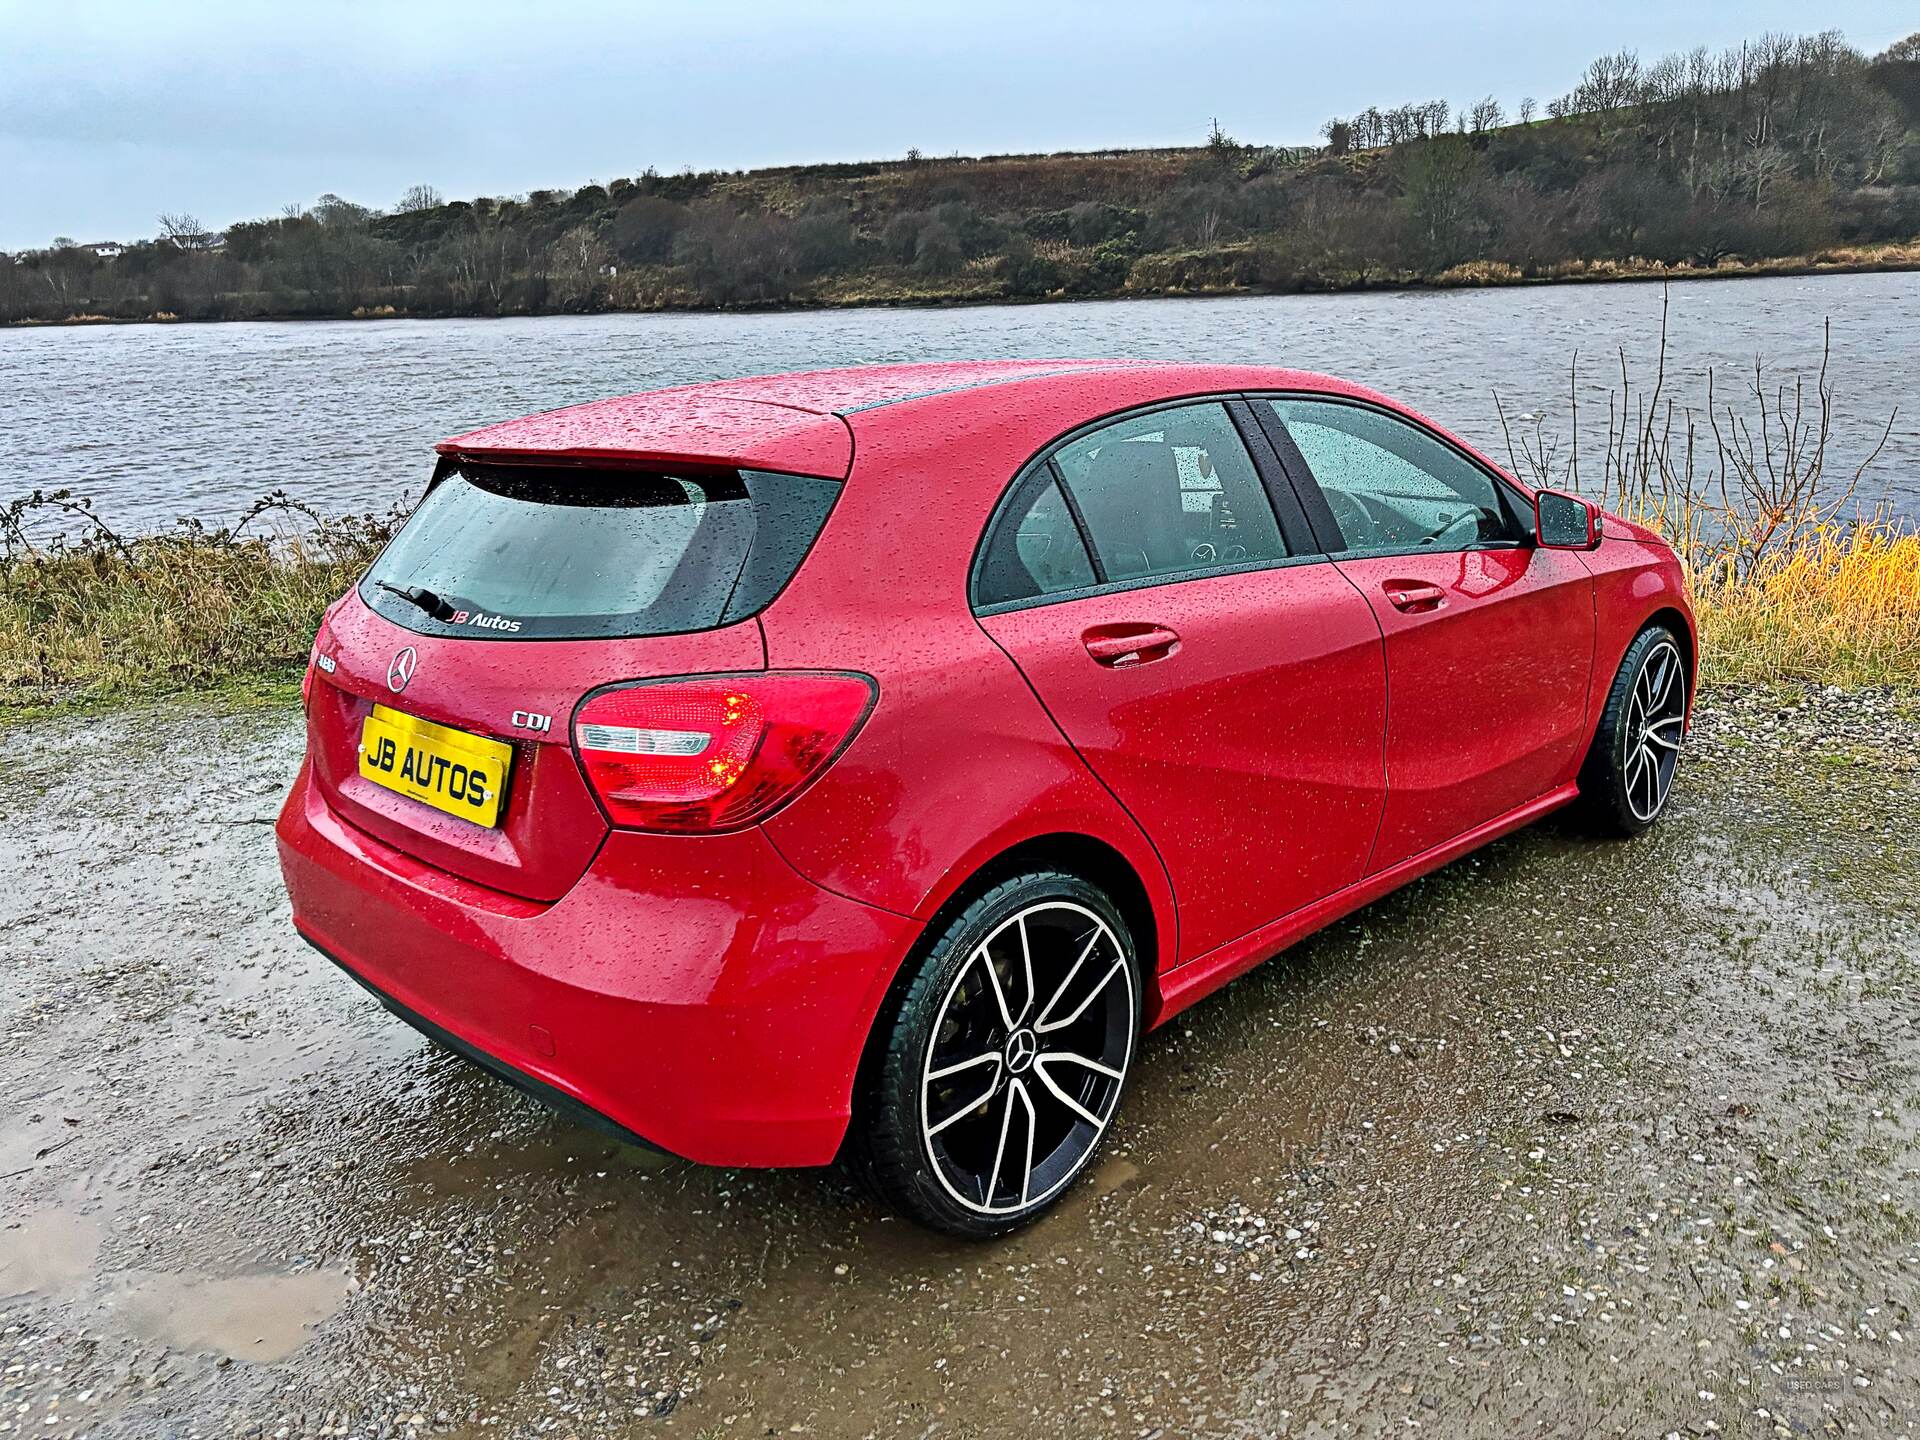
[5,29,1916,325]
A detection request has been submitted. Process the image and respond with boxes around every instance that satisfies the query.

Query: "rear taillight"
[302,620,338,709]
[571,672,876,833]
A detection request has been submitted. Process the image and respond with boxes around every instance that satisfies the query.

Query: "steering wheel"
[1322,488,1373,547]
[1421,510,1482,548]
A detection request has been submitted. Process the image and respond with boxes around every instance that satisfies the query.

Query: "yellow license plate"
[358,704,513,828]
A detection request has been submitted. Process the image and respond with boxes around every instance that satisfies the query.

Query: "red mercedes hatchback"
[278,360,1694,1236]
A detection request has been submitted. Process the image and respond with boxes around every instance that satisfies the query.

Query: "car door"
[973,399,1387,967]
[1254,397,1594,873]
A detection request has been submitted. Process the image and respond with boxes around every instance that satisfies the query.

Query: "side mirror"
[1535,489,1601,550]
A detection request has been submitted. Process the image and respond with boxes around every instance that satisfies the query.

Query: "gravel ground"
[0,686,1915,1438]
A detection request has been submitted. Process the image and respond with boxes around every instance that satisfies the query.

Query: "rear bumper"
[276,759,921,1167]
[313,935,670,1154]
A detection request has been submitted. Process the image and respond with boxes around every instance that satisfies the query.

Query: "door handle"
[1382,581,1446,612]
[1082,624,1180,667]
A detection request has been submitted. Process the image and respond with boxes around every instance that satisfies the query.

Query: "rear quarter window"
[360,462,838,640]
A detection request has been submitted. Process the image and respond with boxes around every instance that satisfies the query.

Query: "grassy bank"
[3,321,1915,717]
[1693,523,1920,686]
[6,513,1910,719]
[0,494,391,718]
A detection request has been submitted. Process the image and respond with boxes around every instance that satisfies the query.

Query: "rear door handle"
[1082,624,1180,667]
[1382,581,1446,612]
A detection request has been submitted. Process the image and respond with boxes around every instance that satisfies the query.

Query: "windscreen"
[359,462,838,640]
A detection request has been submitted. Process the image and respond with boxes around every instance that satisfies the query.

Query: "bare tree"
[1467,95,1506,132]
[1736,142,1795,209]
[1554,49,1646,118]
[546,224,611,308]
[157,213,216,250]
[313,193,373,227]
[1518,96,1537,123]
[397,184,443,213]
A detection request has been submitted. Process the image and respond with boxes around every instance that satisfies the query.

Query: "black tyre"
[849,869,1140,1239]
[1580,624,1689,836]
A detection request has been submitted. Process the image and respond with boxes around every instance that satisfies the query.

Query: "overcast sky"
[2,0,1911,250]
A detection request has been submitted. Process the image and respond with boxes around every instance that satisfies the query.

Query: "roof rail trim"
[833,363,1136,415]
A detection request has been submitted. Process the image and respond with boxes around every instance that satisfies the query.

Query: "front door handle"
[1082,623,1180,667]
[1382,581,1447,612]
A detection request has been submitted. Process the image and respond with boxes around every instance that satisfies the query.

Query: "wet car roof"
[436,359,1388,479]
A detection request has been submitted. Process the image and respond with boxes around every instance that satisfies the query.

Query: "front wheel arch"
[1579,619,1690,835]
[1643,604,1698,704]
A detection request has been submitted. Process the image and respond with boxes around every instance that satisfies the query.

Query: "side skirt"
[1149,783,1579,1027]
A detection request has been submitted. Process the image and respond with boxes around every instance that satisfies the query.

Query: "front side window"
[1051,402,1287,583]
[1266,399,1519,554]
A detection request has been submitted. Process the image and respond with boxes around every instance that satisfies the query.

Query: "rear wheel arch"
[979,834,1159,982]
[842,831,1164,1159]
[842,844,1152,1232]
[920,832,1163,987]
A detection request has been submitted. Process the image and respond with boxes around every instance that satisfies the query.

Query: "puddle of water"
[1086,1153,1140,1196]
[0,1209,102,1299]
[107,1266,352,1363]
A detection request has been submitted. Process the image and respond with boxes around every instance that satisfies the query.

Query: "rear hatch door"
[304,460,838,902]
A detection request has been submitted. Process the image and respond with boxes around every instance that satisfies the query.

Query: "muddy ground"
[1,688,1916,1438]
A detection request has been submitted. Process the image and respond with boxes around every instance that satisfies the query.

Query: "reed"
[1497,291,1915,688]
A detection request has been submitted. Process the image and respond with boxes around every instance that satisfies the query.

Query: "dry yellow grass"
[1692,521,1920,687]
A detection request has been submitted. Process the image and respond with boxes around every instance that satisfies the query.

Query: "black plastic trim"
[306,934,677,1159]
[1247,397,1348,553]
[1226,396,1319,556]
[1047,457,1107,586]
[972,550,1338,618]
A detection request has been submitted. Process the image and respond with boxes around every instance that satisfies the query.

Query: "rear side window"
[1053,402,1288,583]
[973,475,1097,606]
[360,462,838,640]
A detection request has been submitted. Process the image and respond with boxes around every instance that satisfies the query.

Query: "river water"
[3,270,1915,534]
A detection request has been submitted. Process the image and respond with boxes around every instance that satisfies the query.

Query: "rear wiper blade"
[376,580,456,621]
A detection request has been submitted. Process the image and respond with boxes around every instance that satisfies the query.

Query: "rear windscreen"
[359,462,839,640]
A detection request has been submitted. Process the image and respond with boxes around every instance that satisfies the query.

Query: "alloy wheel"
[918,901,1134,1216]
[1623,637,1686,822]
